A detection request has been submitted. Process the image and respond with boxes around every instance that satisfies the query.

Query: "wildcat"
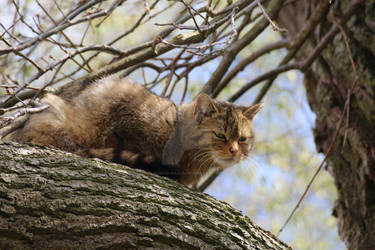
[11,78,263,186]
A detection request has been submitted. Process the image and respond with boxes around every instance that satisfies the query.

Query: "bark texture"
[0,142,289,249]
[280,1,375,249]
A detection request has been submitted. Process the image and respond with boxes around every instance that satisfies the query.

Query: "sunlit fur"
[11,78,262,186]
[176,98,262,185]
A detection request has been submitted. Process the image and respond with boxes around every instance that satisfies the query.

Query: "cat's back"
[77,78,171,116]
[12,78,177,156]
[91,79,177,157]
[70,78,178,156]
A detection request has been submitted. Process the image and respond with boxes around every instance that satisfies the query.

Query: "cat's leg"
[75,148,115,161]
[76,148,185,181]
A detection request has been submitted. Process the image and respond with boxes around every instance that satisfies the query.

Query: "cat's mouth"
[210,150,245,168]
[213,156,238,168]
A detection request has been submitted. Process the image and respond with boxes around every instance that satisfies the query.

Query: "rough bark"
[280,0,375,249]
[0,142,289,249]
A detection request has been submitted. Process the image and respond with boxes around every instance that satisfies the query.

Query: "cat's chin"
[214,157,238,168]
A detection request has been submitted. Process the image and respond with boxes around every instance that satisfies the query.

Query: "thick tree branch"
[0,142,290,249]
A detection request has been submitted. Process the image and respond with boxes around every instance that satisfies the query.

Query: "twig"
[201,0,285,95]
[229,63,299,101]
[0,103,49,129]
[277,7,361,236]
[213,38,289,97]
[180,75,189,104]
[180,0,202,33]
[255,0,288,32]
[35,0,92,73]
[95,0,125,27]
[0,0,109,56]
[330,12,356,148]
[162,48,186,97]
[0,115,30,139]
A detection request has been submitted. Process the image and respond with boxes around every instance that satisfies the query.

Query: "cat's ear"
[193,93,218,122]
[243,103,263,120]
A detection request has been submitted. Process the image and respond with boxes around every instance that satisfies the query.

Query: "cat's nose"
[229,144,238,156]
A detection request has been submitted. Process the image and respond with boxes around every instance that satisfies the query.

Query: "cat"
[11,78,263,186]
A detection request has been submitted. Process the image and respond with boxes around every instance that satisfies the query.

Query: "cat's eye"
[214,131,226,140]
[238,137,247,142]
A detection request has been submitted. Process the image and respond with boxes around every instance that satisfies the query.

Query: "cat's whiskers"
[191,153,212,177]
[240,157,260,169]
[191,151,209,163]
[209,151,238,169]
[192,150,213,172]
[199,158,217,179]
[188,151,210,172]
[209,154,226,169]
[198,153,214,171]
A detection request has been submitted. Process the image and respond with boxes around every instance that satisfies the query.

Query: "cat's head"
[192,93,263,167]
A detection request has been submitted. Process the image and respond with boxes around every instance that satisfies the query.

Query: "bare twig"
[0,103,49,129]
[213,39,289,97]
[180,0,203,33]
[229,63,299,101]
[0,0,115,56]
[255,0,288,32]
[0,115,30,139]
[201,0,285,95]
[162,48,186,97]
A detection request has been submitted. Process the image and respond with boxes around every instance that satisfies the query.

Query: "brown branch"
[254,0,361,104]
[201,0,285,95]
[36,0,93,72]
[120,62,163,78]
[212,38,289,97]
[162,48,186,97]
[229,63,300,101]
[255,0,288,32]
[277,6,362,235]
[180,0,203,33]
[66,4,246,87]
[35,0,93,73]
[230,0,362,102]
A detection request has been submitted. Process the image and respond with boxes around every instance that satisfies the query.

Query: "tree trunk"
[0,142,289,249]
[280,0,375,249]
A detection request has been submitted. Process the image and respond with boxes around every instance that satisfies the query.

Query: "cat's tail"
[77,148,185,181]
[131,155,185,180]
